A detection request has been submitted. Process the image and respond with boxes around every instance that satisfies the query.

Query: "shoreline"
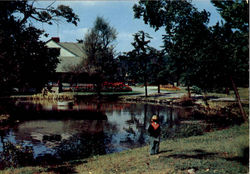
[1,122,248,174]
[5,90,246,105]
[0,89,248,173]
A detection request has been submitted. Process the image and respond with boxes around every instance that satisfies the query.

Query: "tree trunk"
[203,92,209,107]
[144,81,148,97]
[158,83,160,93]
[144,73,148,97]
[96,82,102,97]
[187,85,191,98]
[177,81,180,87]
[230,77,247,121]
[144,104,148,128]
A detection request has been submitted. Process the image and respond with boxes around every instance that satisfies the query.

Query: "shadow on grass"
[159,150,173,154]
[47,165,77,174]
[160,148,249,167]
[46,160,87,174]
[160,149,217,160]
[225,147,249,166]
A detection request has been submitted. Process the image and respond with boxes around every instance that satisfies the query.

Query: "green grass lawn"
[74,123,249,174]
[206,88,249,100]
[2,123,248,174]
[161,87,249,100]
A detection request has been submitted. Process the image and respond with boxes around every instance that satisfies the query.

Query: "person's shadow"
[158,149,217,159]
[159,150,173,154]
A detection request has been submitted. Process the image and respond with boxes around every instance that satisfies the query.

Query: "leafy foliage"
[133,1,211,92]
[211,0,248,33]
[80,16,118,94]
[0,1,79,95]
[209,0,249,121]
[133,0,249,94]
[210,0,249,87]
[124,31,153,96]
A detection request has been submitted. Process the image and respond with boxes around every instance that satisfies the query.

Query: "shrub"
[174,94,194,106]
[191,86,202,94]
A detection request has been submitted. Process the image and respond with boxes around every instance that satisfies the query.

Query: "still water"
[0,100,191,168]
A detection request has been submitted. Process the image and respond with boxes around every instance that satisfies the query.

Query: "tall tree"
[133,0,211,97]
[126,31,153,97]
[81,16,118,95]
[133,0,249,120]
[169,9,211,97]
[147,48,168,93]
[210,0,249,121]
[0,1,79,94]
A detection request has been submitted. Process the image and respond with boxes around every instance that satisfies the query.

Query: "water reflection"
[0,100,189,168]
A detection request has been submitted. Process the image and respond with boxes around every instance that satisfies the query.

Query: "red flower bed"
[102,82,132,92]
[74,84,95,92]
[67,82,132,92]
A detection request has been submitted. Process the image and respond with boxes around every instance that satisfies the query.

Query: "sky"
[34,1,222,53]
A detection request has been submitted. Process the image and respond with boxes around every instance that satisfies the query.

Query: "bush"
[174,94,194,106]
[191,86,202,94]
[163,123,204,139]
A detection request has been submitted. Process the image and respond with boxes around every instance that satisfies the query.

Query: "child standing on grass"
[148,115,161,155]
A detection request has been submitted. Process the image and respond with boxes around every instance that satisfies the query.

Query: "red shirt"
[148,121,161,138]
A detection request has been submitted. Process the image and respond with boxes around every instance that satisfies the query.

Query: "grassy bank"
[158,87,249,101]
[1,123,248,174]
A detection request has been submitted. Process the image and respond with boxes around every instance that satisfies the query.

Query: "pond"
[0,99,192,168]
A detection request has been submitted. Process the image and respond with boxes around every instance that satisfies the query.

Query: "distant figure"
[148,115,161,155]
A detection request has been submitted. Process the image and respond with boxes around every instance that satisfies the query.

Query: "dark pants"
[149,136,160,155]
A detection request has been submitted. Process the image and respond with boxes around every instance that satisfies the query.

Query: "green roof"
[56,56,82,73]
[45,39,86,73]
[56,42,85,73]
[58,42,85,57]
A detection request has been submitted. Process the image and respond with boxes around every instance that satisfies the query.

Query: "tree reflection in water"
[0,100,187,169]
[0,120,109,168]
[0,130,34,169]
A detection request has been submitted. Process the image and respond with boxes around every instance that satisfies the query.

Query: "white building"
[45,37,84,73]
